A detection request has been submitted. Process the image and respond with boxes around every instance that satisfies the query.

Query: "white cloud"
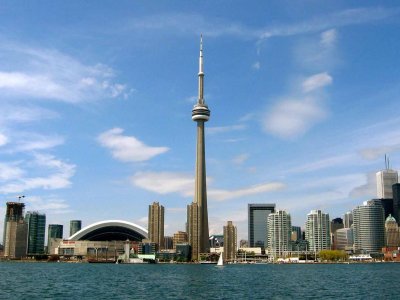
[349,172,376,199]
[252,62,261,70]
[302,72,332,92]
[132,171,194,196]
[0,133,8,147]
[0,154,75,194]
[13,133,64,152]
[98,128,169,162]
[0,43,129,103]
[207,124,246,135]
[263,97,327,139]
[0,162,24,181]
[132,171,285,201]
[320,29,337,47]
[359,144,400,161]
[0,105,58,124]
[232,153,249,165]
[209,182,285,201]
[26,195,71,214]
[287,154,355,173]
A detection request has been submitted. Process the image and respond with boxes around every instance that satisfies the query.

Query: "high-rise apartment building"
[291,226,302,242]
[353,201,385,253]
[267,210,292,259]
[376,169,398,199]
[385,215,399,247]
[48,224,63,248]
[223,221,237,262]
[187,36,211,261]
[148,202,164,250]
[25,211,46,255]
[344,211,353,228]
[392,183,400,223]
[3,202,28,259]
[70,220,82,237]
[173,231,188,249]
[305,210,331,253]
[335,228,354,251]
[248,203,276,248]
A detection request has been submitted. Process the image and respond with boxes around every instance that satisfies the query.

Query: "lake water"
[0,262,398,299]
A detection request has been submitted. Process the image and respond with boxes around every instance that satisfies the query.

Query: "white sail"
[217,253,223,266]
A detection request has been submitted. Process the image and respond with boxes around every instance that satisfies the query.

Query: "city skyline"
[0,1,400,242]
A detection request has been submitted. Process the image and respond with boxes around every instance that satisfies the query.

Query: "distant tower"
[392,183,400,224]
[385,215,399,247]
[48,224,63,253]
[3,202,28,259]
[148,202,164,250]
[267,210,292,259]
[223,221,237,262]
[248,203,276,248]
[343,211,353,228]
[353,201,385,253]
[376,157,398,199]
[187,35,211,261]
[70,220,82,237]
[305,210,331,253]
[25,211,46,255]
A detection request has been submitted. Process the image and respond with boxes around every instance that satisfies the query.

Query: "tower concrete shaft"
[188,36,210,260]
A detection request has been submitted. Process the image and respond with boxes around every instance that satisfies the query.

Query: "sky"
[0,1,400,242]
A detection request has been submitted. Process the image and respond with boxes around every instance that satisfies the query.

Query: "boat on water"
[216,254,224,267]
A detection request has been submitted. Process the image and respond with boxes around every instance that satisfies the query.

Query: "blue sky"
[0,1,400,241]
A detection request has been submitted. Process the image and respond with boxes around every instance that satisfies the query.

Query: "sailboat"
[217,253,224,266]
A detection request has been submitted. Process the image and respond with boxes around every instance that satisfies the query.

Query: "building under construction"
[3,202,28,259]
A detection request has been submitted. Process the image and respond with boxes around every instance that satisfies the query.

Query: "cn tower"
[188,35,210,260]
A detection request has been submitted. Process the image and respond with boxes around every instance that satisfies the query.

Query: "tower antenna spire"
[198,34,204,105]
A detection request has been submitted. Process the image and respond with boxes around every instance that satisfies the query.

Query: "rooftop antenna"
[385,154,388,170]
[17,195,25,202]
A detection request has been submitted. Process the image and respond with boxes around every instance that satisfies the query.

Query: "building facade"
[173,231,188,249]
[291,226,302,242]
[376,169,398,199]
[148,202,164,250]
[267,210,292,259]
[187,36,211,261]
[385,215,399,247]
[223,221,237,262]
[353,201,385,253]
[305,210,331,253]
[393,183,400,224]
[48,224,63,252]
[335,228,354,251]
[25,211,46,255]
[70,220,82,237]
[248,203,276,248]
[344,211,353,228]
[3,202,28,259]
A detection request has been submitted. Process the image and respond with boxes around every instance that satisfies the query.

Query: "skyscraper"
[148,201,164,250]
[385,215,399,247]
[335,228,354,251]
[187,36,211,261]
[70,220,82,237]
[3,202,28,259]
[353,201,385,253]
[376,168,398,199]
[343,211,353,228]
[223,221,237,262]
[25,211,46,255]
[305,210,331,253]
[291,226,302,242]
[48,224,63,251]
[267,210,292,259]
[248,203,276,248]
[392,183,400,223]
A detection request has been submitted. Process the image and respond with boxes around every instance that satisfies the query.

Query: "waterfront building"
[3,202,28,259]
[335,228,354,251]
[267,210,291,259]
[248,203,276,248]
[376,168,398,199]
[330,217,344,250]
[163,236,173,250]
[48,224,63,252]
[353,201,385,253]
[305,210,331,253]
[291,226,302,242]
[187,36,211,261]
[176,243,191,262]
[344,211,353,228]
[173,231,188,249]
[25,211,46,255]
[223,221,237,262]
[367,199,394,219]
[148,202,164,250]
[393,183,400,224]
[70,220,82,237]
[385,215,399,247]
[138,241,157,255]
